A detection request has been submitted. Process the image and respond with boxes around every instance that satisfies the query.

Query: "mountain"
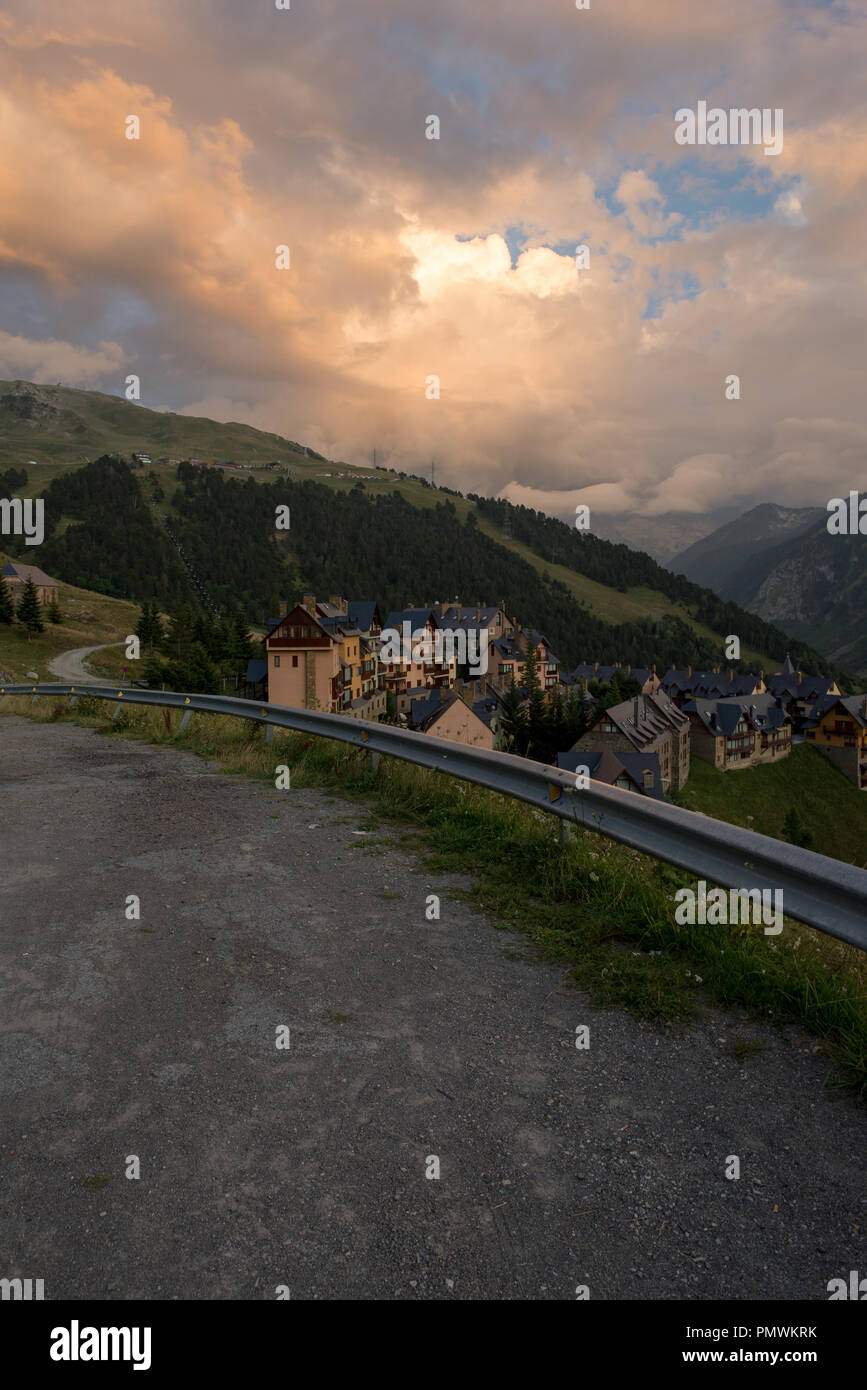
[671,502,867,676]
[592,510,738,565]
[0,380,849,683]
[0,378,314,470]
[669,503,826,594]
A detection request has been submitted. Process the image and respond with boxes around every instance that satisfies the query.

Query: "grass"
[3,691,866,1103]
[0,560,139,682]
[1,379,782,666]
[672,745,867,869]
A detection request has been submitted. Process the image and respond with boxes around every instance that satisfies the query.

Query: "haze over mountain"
[592,511,740,566]
[670,503,826,593]
[672,503,866,676]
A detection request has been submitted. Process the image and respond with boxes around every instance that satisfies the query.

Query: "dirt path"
[47,642,126,684]
[1,716,864,1300]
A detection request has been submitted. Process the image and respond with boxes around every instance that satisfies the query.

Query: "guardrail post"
[69,696,78,708]
[30,694,39,707]
[265,723,274,745]
[369,750,381,773]
[558,817,576,844]
[112,702,123,720]
[179,710,193,732]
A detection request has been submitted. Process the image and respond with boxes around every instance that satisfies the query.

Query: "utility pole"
[431,459,435,487]
[373,447,376,470]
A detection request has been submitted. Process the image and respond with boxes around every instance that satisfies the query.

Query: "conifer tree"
[0,576,14,625]
[17,576,44,640]
[501,675,528,754]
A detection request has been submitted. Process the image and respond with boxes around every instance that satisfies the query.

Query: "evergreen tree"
[47,598,62,624]
[562,688,590,746]
[17,576,44,640]
[163,604,194,661]
[782,807,813,850]
[227,613,253,667]
[0,577,14,625]
[540,685,568,761]
[501,676,528,754]
[135,599,162,653]
[519,637,547,756]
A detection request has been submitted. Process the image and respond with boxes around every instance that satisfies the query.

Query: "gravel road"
[47,644,127,685]
[1,717,864,1300]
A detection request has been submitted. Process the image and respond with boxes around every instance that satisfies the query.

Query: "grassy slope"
[672,745,867,870]
[0,553,138,682]
[2,380,781,668]
[3,693,865,1101]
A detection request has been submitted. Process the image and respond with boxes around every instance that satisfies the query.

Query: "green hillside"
[0,552,138,683]
[671,745,867,868]
[0,379,848,682]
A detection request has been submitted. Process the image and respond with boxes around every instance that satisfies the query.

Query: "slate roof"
[802,693,867,731]
[765,671,836,701]
[440,604,500,630]
[347,601,379,631]
[383,608,437,631]
[659,668,764,700]
[556,748,664,798]
[687,693,790,737]
[593,691,688,752]
[618,753,665,800]
[245,658,267,685]
[409,687,443,726]
[1,561,59,587]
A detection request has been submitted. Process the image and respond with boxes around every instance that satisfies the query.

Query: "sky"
[0,0,865,527]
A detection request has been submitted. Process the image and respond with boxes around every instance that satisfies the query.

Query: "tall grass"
[4,693,866,1102]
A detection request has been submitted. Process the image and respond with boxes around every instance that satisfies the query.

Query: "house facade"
[571,691,690,792]
[803,695,867,790]
[1,561,59,606]
[686,694,792,771]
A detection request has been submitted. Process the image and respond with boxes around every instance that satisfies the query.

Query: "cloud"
[0,330,125,384]
[0,0,863,524]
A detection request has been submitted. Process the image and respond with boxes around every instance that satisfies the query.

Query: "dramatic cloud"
[0,0,864,525]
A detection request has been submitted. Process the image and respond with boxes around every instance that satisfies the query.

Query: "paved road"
[47,643,127,685]
[1,717,864,1300]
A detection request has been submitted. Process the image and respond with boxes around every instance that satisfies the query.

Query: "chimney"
[329,594,346,614]
[278,601,289,619]
[687,665,692,679]
[796,670,803,684]
[727,668,733,681]
[301,593,316,615]
[633,697,640,725]
[455,604,461,619]
[593,662,599,674]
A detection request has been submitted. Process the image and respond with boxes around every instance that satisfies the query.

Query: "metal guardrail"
[4,681,867,952]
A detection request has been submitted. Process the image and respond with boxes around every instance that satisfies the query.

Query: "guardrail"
[4,681,867,952]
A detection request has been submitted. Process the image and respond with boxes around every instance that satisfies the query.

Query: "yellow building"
[803,695,867,790]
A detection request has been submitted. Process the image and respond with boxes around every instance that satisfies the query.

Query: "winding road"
[47,642,129,685]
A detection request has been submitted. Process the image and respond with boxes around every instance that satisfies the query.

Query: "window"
[274,655,280,667]
[292,655,298,668]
